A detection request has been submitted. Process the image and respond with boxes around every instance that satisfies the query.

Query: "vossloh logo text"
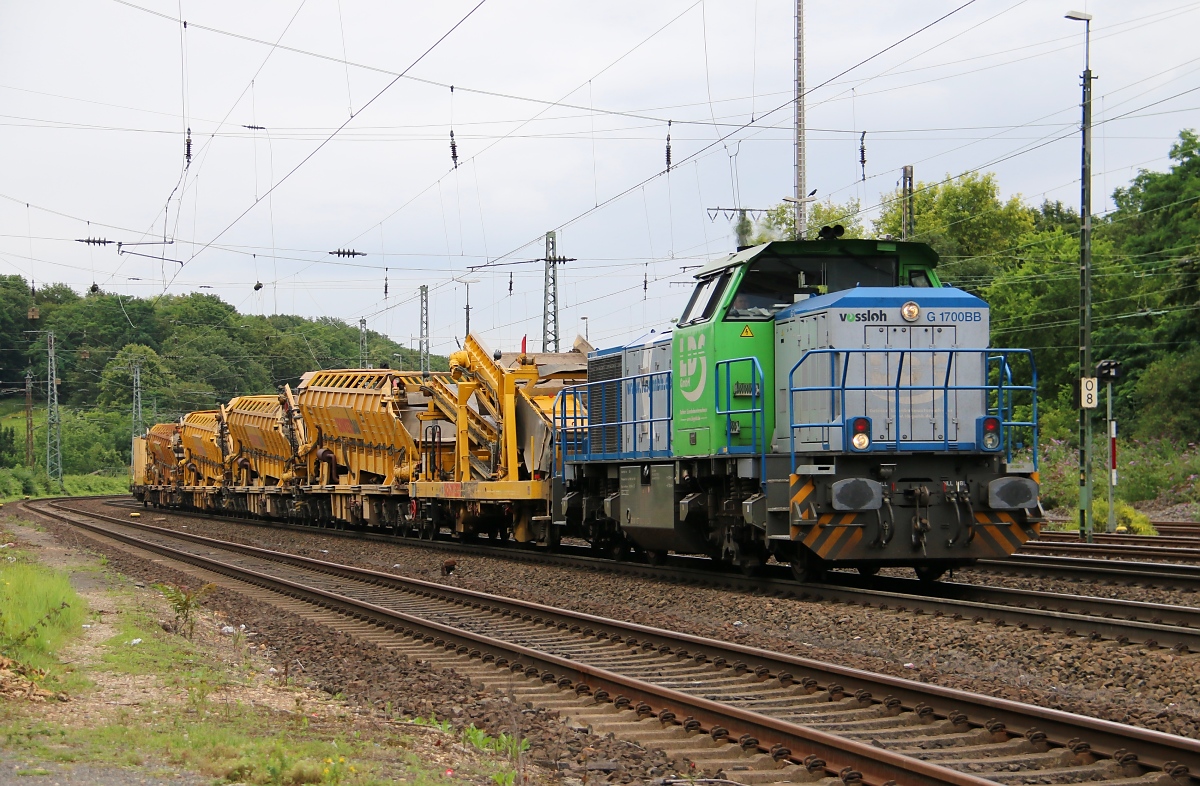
[839,309,887,323]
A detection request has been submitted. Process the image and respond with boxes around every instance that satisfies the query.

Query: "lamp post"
[783,192,817,239]
[454,276,480,338]
[1067,10,1095,543]
[580,316,589,342]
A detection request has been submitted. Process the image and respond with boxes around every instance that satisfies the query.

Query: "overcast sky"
[2,0,1198,357]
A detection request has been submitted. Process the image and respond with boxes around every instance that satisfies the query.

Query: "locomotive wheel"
[645,550,668,566]
[789,556,825,583]
[915,565,946,582]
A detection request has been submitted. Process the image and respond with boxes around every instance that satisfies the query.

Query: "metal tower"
[46,332,62,486]
[24,369,33,468]
[794,0,806,239]
[131,356,143,440]
[419,285,430,375]
[359,318,369,368]
[542,231,560,354]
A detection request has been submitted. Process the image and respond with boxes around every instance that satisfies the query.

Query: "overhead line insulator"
[329,249,367,257]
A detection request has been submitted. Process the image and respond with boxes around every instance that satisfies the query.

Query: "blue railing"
[715,356,767,487]
[787,348,1037,472]
[555,370,673,467]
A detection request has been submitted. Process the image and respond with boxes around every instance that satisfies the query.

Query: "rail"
[787,347,1037,472]
[555,370,672,466]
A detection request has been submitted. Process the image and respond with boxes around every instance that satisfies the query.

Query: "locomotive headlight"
[900,301,921,322]
[848,416,872,451]
[978,416,1002,451]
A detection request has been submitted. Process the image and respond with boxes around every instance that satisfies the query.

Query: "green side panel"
[672,268,775,457]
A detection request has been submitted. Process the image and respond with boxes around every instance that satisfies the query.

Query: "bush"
[1092,496,1157,534]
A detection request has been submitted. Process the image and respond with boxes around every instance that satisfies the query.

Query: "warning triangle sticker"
[740,325,754,337]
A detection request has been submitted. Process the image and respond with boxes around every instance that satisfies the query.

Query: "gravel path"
[73,500,1200,742]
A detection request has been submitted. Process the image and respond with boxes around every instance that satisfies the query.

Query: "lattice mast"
[542,231,560,353]
[46,332,62,486]
[419,285,430,375]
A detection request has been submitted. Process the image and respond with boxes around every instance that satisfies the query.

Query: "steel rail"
[1022,540,1200,562]
[977,553,1200,589]
[28,500,992,786]
[1036,531,1200,547]
[103,498,1200,647]
[33,499,1200,782]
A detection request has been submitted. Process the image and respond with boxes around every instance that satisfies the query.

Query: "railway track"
[1038,531,1200,549]
[24,497,1200,786]
[98,497,1200,648]
[1023,539,1200,563]
[1042,522,1200,540]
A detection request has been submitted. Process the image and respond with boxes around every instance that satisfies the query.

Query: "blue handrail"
[786,347,1038,472]
[555,370,673,468]
[715,356,766,488]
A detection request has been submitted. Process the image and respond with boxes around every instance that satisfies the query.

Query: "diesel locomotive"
[133,234,1043,581]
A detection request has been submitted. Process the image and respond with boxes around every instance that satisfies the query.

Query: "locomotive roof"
[774,286,985,320]
[693,238,939,279]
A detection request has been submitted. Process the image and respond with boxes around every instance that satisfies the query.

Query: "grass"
[0,554,501,785]
[0,467,129,503]
[0,550,87,692]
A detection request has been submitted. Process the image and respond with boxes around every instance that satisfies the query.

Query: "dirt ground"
[0,514,524,786]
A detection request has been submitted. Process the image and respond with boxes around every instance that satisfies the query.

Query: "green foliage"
[155,582,217,640]
[751,198,866,243]
[460,724,529,760]
[0,425,19,468]
[0,469,127,501]
[2,284,447,424]
[1133,346,1200,440]
[0,561,85,673]
[875,171,1035,289]
[1093,497,1157,535]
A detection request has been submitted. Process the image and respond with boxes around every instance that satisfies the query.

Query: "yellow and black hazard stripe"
[789,474,816,519]
[789,511,866,560]
[971,511,1032,556]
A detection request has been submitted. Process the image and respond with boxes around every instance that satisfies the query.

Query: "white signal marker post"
[1095,359,1121,532]
[1080,377,1098,410]
[1107,406,1117,532]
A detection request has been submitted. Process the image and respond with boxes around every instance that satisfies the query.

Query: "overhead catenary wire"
[160,0,491,292]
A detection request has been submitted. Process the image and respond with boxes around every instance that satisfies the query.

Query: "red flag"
[521,335,527,354]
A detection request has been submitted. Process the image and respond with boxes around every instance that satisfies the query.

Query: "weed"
[459,724,530,760]
[411,714,454,733]
[264,747,290,786]
[154,582,215,640]
[490,769,516,785]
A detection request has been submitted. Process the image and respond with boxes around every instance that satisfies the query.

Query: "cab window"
[724,255,899,321]
[679,272,729,325]
[908,269,932,287]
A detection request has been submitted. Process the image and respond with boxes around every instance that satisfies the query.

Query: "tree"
[874,172,1035,290]
[751,198,866,243]
[1133,347,1200,441]
[1102,129,1200,359]
[99,345,178,408]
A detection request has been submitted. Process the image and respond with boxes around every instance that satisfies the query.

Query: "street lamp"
[392,352,404,371]
[580,316,589,341]
[1067,10,1095,543]
[453,276,480,337]
[783,190,818,239]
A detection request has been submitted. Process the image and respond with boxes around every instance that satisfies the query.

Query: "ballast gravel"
[69,499,1200,742]
[31,511,697,785]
